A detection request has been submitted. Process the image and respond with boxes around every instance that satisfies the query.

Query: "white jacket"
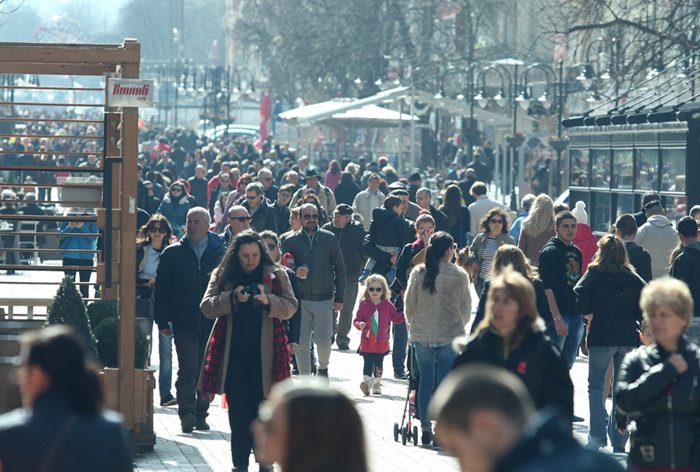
[352,189,386,230]
[635,214,679,279]
[467,195,505,236]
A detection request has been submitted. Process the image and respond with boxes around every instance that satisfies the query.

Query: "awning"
[316,105,417,128]
[279,86,511,128]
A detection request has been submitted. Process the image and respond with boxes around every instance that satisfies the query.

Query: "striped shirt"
[478,237,499,280]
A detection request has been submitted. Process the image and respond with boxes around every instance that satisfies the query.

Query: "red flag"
[260,93,272,139]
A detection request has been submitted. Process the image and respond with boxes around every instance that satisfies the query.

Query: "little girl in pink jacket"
[354,274,405,395]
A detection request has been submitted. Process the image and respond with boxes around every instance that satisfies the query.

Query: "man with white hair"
[186,165,209,208]
[415,187,449,231]
[154,207,226,433]
[257,167,279,203]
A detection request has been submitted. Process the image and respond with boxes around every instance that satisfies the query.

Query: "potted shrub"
[45,276,97,355]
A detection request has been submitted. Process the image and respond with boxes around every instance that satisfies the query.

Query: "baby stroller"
[393,344,420,446]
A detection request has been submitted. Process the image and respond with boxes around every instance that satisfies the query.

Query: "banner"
[107,79,154,107]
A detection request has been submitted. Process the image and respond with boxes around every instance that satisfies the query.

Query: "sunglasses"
[302,214,319,220]
[489,219,504,224]
[148,226,168,234]
[230,216,252,222]
[368,287,383,293]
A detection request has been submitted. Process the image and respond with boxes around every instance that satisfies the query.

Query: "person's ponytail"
[422,231,454,294]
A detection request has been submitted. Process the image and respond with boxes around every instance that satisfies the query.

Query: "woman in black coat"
[573,234,646,452]
[454,269,573,419]
[333,171,360,206]
[616,277,700,471]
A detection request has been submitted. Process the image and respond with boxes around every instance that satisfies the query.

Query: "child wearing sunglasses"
[353,274,404,396]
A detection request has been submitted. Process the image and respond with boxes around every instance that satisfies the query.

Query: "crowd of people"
[3,116,700,472]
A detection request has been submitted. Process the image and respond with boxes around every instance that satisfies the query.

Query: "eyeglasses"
[148,226,168,234]
[302,214,319,220]
[230,216,252,222]
[368,287,383,293]
[489,219,504,224]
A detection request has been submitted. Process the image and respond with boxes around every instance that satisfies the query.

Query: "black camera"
[242,284,260,296]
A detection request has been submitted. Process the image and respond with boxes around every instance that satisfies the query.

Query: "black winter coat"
[625,240,652,282]
[573,267,646,347]
[333,181,360,206]
[494,409,624,472]
[616,338,700,469]
[154,232,226,332]
[671,241,700,317]
[322,220,366,278]
[453,328,573,417]
[244,199,278,234]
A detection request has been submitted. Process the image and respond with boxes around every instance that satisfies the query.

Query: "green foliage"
[86,299,118,332]
[93,317,149,369]
[45,276,97,355]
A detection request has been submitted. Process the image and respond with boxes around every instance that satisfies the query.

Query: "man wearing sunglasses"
[220,206,251,246]
[281,203,346,378]
[242,182,278,234]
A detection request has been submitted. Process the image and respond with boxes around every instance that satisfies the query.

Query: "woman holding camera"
[200,231,297,471]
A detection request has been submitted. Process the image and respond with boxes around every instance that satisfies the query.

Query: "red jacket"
[574,223,598,273]
[353,299,404,353]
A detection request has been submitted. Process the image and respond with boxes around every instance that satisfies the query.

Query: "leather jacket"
[616,337,700,469]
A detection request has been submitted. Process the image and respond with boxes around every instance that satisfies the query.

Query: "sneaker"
[160,394,177,407]
[195,418,210,431]
[337,343,350,351]
[371,379,382,395]
[181,413,196,433]
[317,368,329,378]
[394,372,408,380]
[421,429,433,446]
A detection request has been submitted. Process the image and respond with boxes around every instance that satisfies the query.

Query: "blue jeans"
[588,346,633,449]
[549,314,585,369]
[413,342,457,429]
[392,322,408,375]
[158,325,173,399]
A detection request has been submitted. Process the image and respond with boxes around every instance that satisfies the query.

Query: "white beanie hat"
[571,201,588,225]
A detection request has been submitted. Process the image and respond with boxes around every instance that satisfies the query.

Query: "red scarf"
[200,271,290,395]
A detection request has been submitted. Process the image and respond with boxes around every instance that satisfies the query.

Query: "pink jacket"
[354,299,404,353]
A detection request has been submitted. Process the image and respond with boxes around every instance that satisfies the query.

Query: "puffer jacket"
[616,338,700,469]
[635,214,679,279]
[58,222,98,261]
[574,267,646,347]
[280,228,346,302]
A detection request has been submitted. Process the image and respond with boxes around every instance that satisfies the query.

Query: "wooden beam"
[0,63,119,76]
[0,42,140,65]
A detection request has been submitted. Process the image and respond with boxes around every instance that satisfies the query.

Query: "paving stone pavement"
[134,283,625,472]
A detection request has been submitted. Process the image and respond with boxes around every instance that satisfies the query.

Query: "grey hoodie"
[635,214,679,279]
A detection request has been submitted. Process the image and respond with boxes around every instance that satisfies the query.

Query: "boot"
[371,374,382,395]
[360,375,371,396]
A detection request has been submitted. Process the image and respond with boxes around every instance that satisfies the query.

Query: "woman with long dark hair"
[136,214,176,406]
[404,231,471,445]
[324,159,342,192]
[470,206,515,294]
[253,379,368,472]
[0,326,131,471]
[439,184,470,248]
[333,171,360,206]
[573,234,646,451]
[200,231,297,471]
[157,180,194,238]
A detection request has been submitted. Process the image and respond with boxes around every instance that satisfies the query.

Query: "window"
[615,194,635,219]
[611,149,633,189]
[635,148,658,191]
[590,192,611,233]
[590,149,611,188]
[661,148,685,192]
[569,148,589,186]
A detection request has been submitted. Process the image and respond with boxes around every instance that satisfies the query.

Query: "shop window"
[590,192,611,233]
[635,148,658,191]
[590,149,611,188]
[569,148,589,186]
[661,148,685,192]
[611,150,633,189]
[615,194,635,219]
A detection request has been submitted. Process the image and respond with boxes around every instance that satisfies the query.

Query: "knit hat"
[677,216,698,238]
[571,201,588,225]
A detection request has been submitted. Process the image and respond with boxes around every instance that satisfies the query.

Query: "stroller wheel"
[401,426,408,446]
[412,426,419,446]
[393,422,399,442]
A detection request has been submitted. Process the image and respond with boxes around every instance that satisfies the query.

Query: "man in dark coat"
[154,207,226,433]
[242,182,277,233]
[614,213,652,282]
[322,204,366,350]
[671,216,700,343]
[430,366,624,472]
[186,165,209,209]
[415,187,449,231]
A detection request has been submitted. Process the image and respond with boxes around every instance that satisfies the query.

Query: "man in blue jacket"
[154,207,226,433]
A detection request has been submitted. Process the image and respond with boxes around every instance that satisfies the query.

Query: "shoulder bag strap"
[37,415,78,472]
